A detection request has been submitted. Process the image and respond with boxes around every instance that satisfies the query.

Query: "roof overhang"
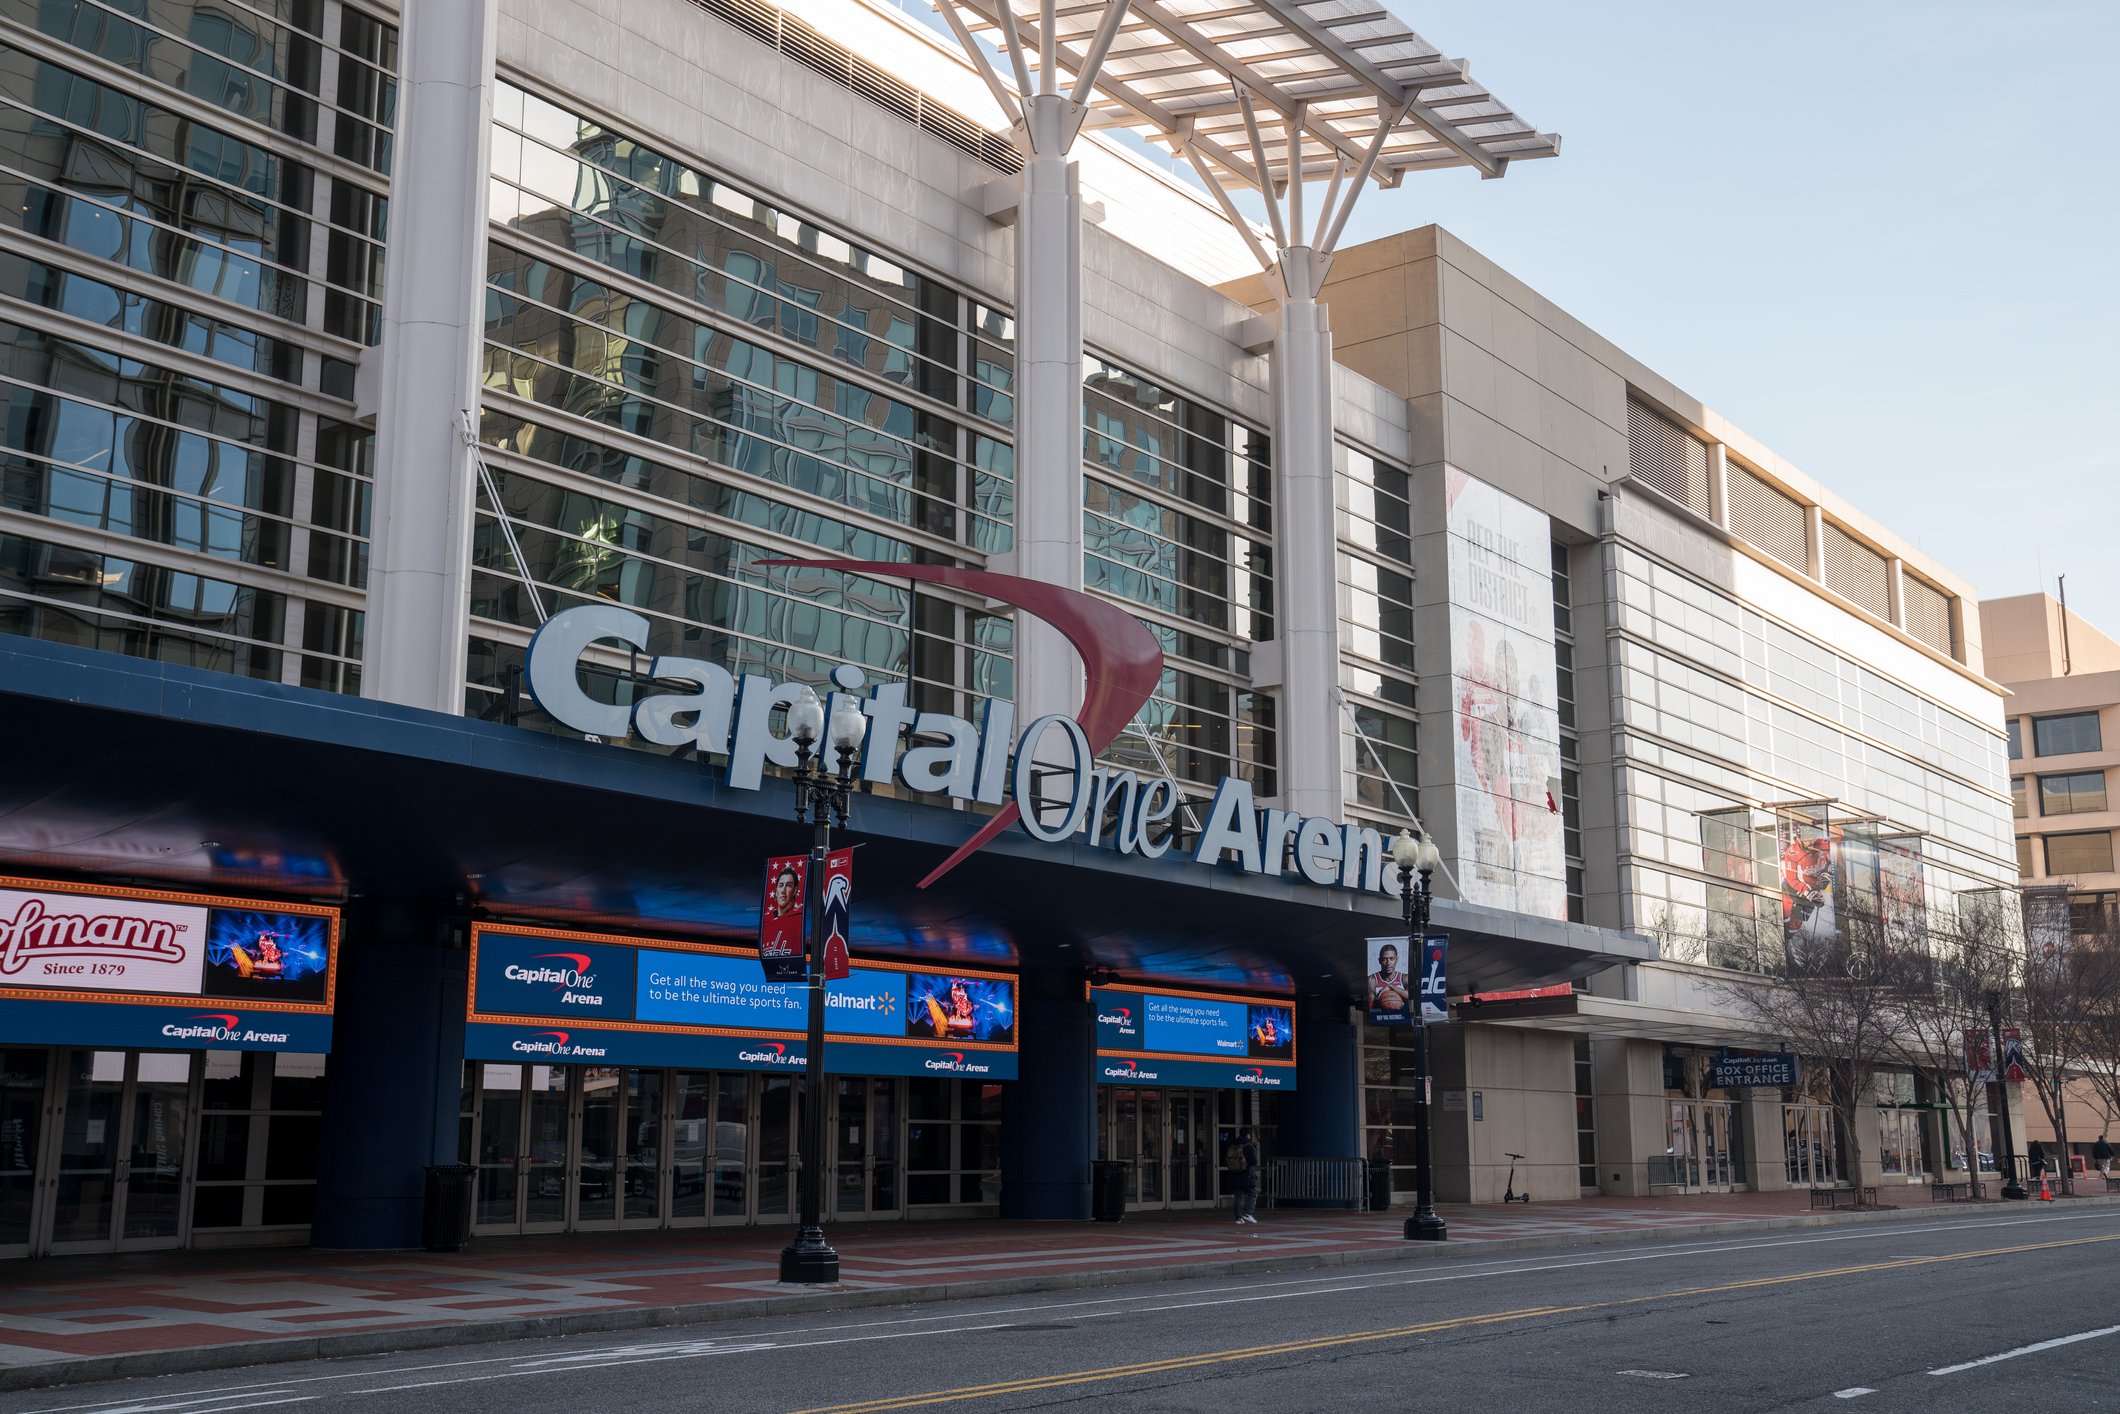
[1465,991,1767,1048]
[945,0,1559,189]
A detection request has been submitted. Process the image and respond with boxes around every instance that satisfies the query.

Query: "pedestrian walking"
[2026,1139,2047,1178]
[2093,1133,2114,1176]
[1227,1127,1261,1225]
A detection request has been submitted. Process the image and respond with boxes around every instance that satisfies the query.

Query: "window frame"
[2032,712,2102,758]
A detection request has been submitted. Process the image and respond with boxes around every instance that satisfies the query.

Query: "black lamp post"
[1390,828,1447,1242]
[1986,988,2028,1201]
[778,685,866,1284]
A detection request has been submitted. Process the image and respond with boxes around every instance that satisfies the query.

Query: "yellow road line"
[788,1231,2120,1413]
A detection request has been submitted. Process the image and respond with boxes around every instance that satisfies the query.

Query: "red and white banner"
[1964,1027,1993,1083]
[758,854,807,982]
[2001,1026,2026,1085]
[820,848,853,982]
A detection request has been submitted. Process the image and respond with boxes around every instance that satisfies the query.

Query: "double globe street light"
[1388,828,1447,1242]
[778,684,867,1285]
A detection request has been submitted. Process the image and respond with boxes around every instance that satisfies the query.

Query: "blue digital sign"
[466,927,1017,1077]
[1091,983,1297,1091]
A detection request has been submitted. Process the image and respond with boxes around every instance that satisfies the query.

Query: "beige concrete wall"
[1426,1023,1579,1203]
[1590,1037,1669,1197]
[1982,593,2120,683]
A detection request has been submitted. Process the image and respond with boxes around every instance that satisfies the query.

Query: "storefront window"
[192,1052,327,1231]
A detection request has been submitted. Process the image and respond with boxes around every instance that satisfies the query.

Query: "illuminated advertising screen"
[0,877,339,1052]
[465,924,1017,1079]
[1092,983,1297,1090]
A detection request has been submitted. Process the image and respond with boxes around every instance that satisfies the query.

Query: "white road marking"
[1928,1323,2120,1375]
[17,1210,2118,1412]
[1833,1389,1875,1399]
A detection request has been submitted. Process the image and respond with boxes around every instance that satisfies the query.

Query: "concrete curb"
[6,1195,2117,1394]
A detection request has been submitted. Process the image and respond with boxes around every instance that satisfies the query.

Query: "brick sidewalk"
[0,1187,2055,1376]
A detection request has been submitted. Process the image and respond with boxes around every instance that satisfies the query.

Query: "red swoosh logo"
[532,1030,569,1044]
[190,1013,239,1027]
[533,953,592,971]
[759,562,1163,887]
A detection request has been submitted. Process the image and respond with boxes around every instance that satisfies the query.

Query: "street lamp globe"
[786,685,825,744]
[1389,828,1421,869]
[828,698,866,752]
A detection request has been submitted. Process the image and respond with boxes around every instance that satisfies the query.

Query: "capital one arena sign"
[526,562,1398,896]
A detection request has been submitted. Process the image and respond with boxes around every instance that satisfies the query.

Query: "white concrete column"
[360,0,499,715]
[1010,94,1087,737]
[1271,247,1344,821]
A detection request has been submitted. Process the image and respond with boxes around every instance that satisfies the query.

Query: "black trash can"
[1091,1160,1128,1223]
[1367,1163,1393,1215]
[423,1163,476,1252]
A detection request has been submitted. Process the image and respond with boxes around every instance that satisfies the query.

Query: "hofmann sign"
[0,876,339,1053]
[527,564,1407,897]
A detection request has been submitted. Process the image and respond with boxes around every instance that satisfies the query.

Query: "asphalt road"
[10,1209,2120,1413]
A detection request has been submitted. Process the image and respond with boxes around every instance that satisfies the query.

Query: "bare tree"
[2073,905,2120,1164]
[1885,892,2013,1193]
[1712,905,1906,1199]
[2017,888,2104,1191]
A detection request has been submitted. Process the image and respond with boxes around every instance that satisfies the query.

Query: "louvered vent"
[1823,523,1890,619]
[1904,574,1957,658]
[686,0,1024,175]
[1625,399,1710,516]
[1727,462,1809,572]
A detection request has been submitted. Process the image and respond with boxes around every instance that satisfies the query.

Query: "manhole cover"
[1617,1370,1689,1380]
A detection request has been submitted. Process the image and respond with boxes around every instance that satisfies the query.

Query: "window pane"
[2033,713,2101,757]
[2012,777,2028,819]
[2007,720,2022,759]
[2038,772,2107,816]
[2016,835,2035,877]
[2043,832,2114,876]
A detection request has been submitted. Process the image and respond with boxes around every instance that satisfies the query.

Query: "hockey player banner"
[758,854,807,983]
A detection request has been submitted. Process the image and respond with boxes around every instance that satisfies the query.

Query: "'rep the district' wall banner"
[465,922,1016,1079]
[0,877,339,1052]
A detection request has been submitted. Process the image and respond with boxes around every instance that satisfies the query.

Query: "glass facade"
[1605,497,2015,964]
[0,0,392,690]
[1337,441,1416,830]
[478,82,1279,812]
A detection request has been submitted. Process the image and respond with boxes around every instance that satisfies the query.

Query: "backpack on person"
[1225,1141,1249,1173]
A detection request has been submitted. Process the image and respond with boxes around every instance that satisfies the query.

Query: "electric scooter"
[1501,1152,1531,1204]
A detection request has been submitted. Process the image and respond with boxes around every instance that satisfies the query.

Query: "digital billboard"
[0,878,339,1052]
[465,924,1017,1078]
[1092,982,1297,1090]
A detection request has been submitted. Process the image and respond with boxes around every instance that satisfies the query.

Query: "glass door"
[47,1051,196,1254]
[121,1053,193,1245]
[1137,1090,1164,1205]
[1783,1104,1838,1187]
[713,1073,753,1223]
[621,1069,665,1225]
[0,1049,48,1258]
[830,1078,903,1220]
[755,1075,793,1223]
[522,1066,571,1230]
[472,1064,527,1233]
[669,1071,714,1227]
[574,1068,621,1228]
[1111,1087,1140,1203]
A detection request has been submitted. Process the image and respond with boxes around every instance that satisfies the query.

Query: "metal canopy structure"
[939,0,1559,267]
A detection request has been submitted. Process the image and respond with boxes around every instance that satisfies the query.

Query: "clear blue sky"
[1328,0,2120,636]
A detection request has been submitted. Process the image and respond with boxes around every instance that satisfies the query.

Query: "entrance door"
[1783,1104,1837,1187]
[1101,1088,1220,1211]
[471,1063,573,1235]
[830,1078,902,1220]
[46,1051,196,1254]
[1,1049,48,1258]
[1668,1100,1736,1194]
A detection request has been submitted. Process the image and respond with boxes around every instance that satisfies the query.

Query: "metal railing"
[1262,1157,1370,1210]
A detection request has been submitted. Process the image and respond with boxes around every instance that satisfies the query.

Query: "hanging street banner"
[820,847,853,982]
[1710,1050,1798,1090]
[1965,1027,1994,1083]
[465,923,1016,1078]
[1365,936,1413,1025]
[2001,1026,2026,1085]
[1420,931,1449,1022]
[758,854,807,983]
